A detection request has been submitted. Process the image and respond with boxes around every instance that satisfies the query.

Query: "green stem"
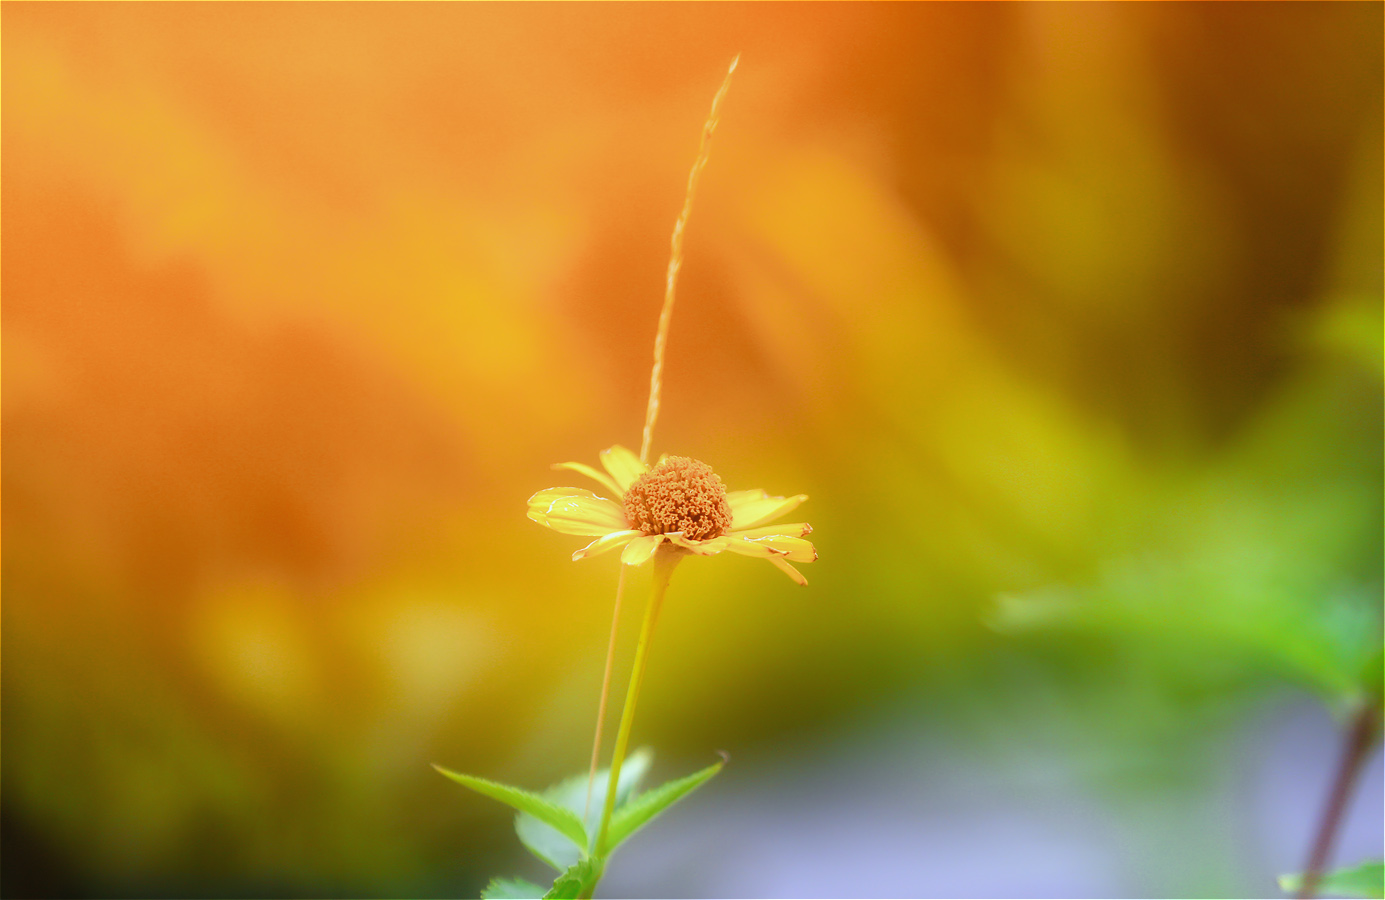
[595,549,680,860]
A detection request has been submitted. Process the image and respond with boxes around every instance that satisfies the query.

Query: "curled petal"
[527,487,629,536]
[667,533,730,556]
[729,533,817,563]
[767,555,808,586]
[730,492,808,530]
[573,530,642,561]
[621,534,664,566]
[601,445,648,492]
[735,522,812,539]
[552,461,622,498]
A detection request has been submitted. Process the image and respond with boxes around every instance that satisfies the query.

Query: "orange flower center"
[623,456,732,541]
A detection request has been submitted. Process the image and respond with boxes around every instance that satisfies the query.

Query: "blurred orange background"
[3,4,1381,898]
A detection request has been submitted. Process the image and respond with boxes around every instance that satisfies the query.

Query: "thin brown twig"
[1297,701,1381,900]
[638,54,739,465]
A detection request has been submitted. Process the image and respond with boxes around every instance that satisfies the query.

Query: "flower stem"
[584,566,630,824]
[1296,700,1382,900]
[594,550,681,860]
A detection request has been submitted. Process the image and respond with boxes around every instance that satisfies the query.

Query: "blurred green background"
[3,4,1381,898]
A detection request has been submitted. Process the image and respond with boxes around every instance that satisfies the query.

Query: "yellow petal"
[730,493,808,530]
[621,534,664,566]
[767,555,808,586]
[721,536,777,559]
[720,536,811,582]
[730,534,817,563]
[667,533,730,556]
[527,488,629,536]
[725,489,769,512]
[600,445,648,492]
[573,530,642,561]
[736,522,812,539]
[552,461,622,498]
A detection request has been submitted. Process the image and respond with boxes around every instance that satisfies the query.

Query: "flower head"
[528,444,816,585]
[624,457,732,541]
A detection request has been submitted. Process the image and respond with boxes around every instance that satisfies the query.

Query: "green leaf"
[433,765,588,851]
[515,748,653,870]
[1279,860,1384,898]
[481,877,546,900]
[605,757,724,852]
[542,858,602,900]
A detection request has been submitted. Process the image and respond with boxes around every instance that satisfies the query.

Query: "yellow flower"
[527,444,816,585]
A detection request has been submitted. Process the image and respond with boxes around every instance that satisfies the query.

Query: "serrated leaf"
[1280,861,1384,898]
[605,757,723,852]
[515,748,653,870]
[481,876,546,900]
[433,765,588,851]
[542,858,602,900]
